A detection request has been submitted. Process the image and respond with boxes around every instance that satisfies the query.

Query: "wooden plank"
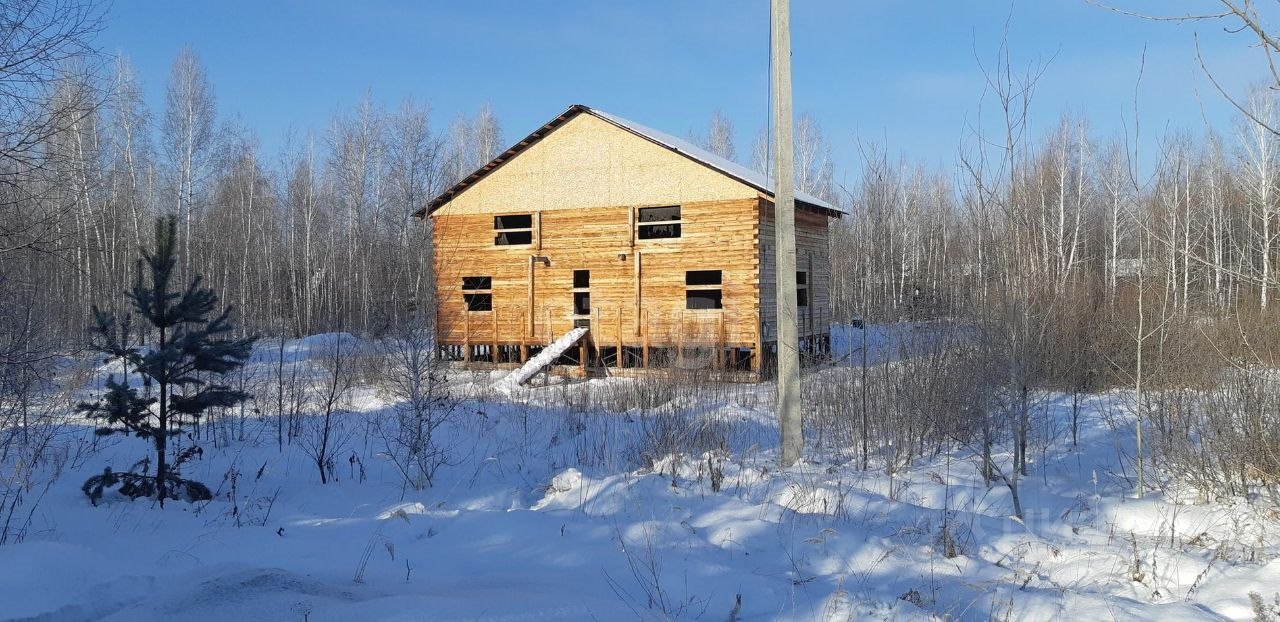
[628,205,635,248]
[642,309,650,368]
[633,251,642,336]
[534,212,542,250]
[527,255,535,335]
[463,311,471,363]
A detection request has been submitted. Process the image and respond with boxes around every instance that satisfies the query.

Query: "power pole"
[771,0,802,467]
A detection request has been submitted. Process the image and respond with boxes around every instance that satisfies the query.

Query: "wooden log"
[528,255,535,335]
[633,251,642,337]
[642,309,650,368]
[592,306,600,369]
[534,211,542,250]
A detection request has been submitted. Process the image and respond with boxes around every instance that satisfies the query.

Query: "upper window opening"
[797,271,809,307]
[462,276,492,290]
[573,270,590,289]
[638,206,681,240]
[494,214,532,229]
[685,270,722,286]
[494,213,533,246]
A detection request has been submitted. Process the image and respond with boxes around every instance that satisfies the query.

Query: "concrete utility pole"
[771,0,802,467]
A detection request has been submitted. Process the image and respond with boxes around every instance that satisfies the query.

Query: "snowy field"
[1,330,1278,621]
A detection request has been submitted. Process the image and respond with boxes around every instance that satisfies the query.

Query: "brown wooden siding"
[433,198,762,353]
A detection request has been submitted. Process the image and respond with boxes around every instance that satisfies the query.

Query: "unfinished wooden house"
[414,104,843,381]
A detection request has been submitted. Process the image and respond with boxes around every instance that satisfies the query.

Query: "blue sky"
[100,1,1266,185]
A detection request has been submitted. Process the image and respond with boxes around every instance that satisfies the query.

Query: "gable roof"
[414,104,844,218]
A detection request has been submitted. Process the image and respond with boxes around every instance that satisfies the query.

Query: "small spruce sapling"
[79,216,257,506]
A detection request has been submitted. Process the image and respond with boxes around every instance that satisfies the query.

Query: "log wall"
[433,198,763,362]
[759,198,833,344]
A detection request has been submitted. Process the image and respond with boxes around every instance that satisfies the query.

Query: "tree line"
[4,7,1278,379]
[3,0,1280,509]
[2,0,1276,367]
[1,13,507,368]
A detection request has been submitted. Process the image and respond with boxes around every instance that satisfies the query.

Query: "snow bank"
[5,335,1280,620]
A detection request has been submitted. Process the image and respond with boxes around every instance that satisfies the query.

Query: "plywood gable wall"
[433,113,757,216]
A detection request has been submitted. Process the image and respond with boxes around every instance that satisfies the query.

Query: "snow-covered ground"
[1,332,1278,621]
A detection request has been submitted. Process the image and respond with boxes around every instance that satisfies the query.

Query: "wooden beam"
[633,251,642,337]
[528,255,536,336]
[628,205,636,248]
[642,309,650,368]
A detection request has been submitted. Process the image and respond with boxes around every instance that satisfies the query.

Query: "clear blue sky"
[100,1,1265,185]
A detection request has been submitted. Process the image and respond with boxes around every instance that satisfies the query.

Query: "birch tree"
[161,47,217,275]
[695,110,737,162]
[1238,86,1280,308]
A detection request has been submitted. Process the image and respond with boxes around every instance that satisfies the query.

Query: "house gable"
[431,112,759,217]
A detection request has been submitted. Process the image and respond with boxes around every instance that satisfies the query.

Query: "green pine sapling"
[79,216,257,506]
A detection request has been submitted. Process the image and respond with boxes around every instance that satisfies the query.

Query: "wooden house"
[414,104,844,380]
